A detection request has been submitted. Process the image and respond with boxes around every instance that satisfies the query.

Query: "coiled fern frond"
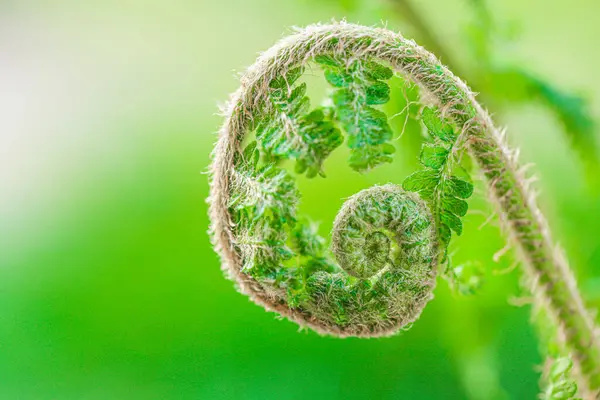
[208,22,600,397]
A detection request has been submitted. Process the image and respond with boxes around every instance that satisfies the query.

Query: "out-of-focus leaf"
[488,67,600,186]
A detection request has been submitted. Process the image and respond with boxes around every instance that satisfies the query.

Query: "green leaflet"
[293,109,344,178]
[257,67,343,178]
[239,216,295,277]
[348,143,395,171]
[543,358,578,400]
[269,66,304,90]
[421,107,457,143]
[440,210,462,236]
[324,69,351,88]
[362,60,394,80]
[231,142,298,220]
[230,141,300,277]
[403,169,439,199]
[420,144,449,169]
[403,107,473,250]
[365,82,391,105]
[441,195,468,217]
[316,55,396,172]
[446,176,474,199]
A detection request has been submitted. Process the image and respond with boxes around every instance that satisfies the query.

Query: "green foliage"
[315,55,396,172]
[231,141,298,227]
[230,141,299,277]
[534,302,582,399]
[543,358,580,400]
[257,67,344,178]
[290,219,337,275]
[403,107,473,252]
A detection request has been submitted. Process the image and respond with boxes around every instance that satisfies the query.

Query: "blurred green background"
[2,0,600,398]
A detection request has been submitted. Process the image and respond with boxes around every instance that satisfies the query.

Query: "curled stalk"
[208,22,600,396]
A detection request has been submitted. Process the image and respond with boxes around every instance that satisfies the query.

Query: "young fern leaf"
[256,67,344,178]
[315,55,396,172]
[208,22,600,397]
[230,141,298,227]
[229,141,299,278]
[403,107,473,255]
[543,358,579,400]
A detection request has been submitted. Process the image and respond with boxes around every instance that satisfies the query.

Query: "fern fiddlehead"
[208,22,600,396]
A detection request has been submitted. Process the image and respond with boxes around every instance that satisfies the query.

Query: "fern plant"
[208,22,600,398]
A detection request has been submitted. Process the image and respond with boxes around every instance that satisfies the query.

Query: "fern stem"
[209,22,600,396]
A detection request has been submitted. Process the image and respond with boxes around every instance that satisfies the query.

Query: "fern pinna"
[208,22,600,398]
